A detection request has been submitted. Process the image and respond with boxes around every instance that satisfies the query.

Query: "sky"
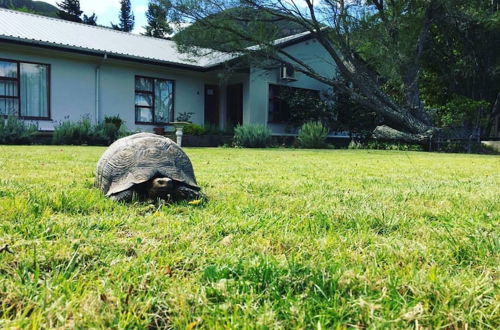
[44,0,150,33]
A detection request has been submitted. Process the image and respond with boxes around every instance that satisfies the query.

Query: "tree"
[57,0,82,22]
[144,0,173,39]
[57,0,99,26]
[83,13,97,26]
[174,6,306,51]
[8,6,37,14]
[111,0,135,32]
[1,0,59,17]
[170,0,495,142]
[419,0,499,137]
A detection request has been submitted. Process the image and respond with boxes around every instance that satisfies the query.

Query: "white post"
[175,126,184,147]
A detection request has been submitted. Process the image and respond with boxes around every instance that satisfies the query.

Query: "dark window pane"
[268,85,290,123]
[0,97,19,116]
[0,80,18,97]
[20,63,49,117]
[135,77,153,92]
[0,61,17,78]
[136,107,153,123]
[268,85,319,123]
[135,93,153,107]
[154,79,173,123]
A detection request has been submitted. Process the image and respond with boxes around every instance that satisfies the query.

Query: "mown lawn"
[0,146,498,328]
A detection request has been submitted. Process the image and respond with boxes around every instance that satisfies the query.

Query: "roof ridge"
[0,7,174,43]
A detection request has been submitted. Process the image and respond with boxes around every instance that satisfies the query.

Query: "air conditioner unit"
[280,64,297,81]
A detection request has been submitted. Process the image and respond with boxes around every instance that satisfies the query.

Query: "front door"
[204,85,220,128]
[226,83,243,127]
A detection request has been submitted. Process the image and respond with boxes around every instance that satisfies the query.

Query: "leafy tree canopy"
[0,0,58,17]
[173,6,307,51]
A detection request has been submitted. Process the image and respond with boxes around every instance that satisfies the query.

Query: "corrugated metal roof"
[0,8,313,70]
[0,8,227,69]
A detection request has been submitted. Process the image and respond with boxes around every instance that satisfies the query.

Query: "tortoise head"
[146,177,174,199]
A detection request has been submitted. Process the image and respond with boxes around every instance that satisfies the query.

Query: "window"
[135,76,174,124]
[0,59,50,119]
[268,84,319,123]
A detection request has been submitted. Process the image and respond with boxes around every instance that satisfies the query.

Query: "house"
[0,8,337,135]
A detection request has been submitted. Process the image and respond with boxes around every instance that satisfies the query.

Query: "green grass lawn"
[0,146,498,328]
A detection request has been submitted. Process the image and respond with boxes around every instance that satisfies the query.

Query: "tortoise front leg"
[110,189,135,202]
[172,186,204,202]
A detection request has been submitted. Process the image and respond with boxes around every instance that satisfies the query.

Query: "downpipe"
[95,53,108,124]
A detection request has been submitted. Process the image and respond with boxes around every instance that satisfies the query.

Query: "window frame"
[0,58,51,121]
[267,84,320,124]
[134,75,175,125]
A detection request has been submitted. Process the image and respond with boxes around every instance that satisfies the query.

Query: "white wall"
[0,43,96,130]
[99,59,206,132]
[0,42,209,132]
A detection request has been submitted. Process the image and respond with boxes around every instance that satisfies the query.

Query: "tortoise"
[95,133,203,202]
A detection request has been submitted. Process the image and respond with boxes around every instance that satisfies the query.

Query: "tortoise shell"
[95,133,199,197]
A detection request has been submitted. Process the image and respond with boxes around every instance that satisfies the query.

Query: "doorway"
[226,83,243,128]
[204,85,220,128]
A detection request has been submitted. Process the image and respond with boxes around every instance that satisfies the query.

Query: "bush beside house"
[52,117,130,145]
[297,122,329,149]
[0,116,38,145]
[233,124,272,148]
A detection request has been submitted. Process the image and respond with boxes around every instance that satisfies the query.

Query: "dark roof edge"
[204,33,316,71]
[275,32,315,49]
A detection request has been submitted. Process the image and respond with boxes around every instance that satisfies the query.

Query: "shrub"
[89,123,120,145]
[297,121,329,149]
[183,123,206,136]
[52,118,127,145]
[233,124,272,148]
[0,116,38,145]
[104,115,123,129]
[117,125,133,139]
[348,140,363,149]
[52,118,93,145]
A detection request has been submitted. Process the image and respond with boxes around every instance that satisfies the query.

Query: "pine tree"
[83,13,97,26]
[143,0,172,39]
[111,0,135,32]
[57,0,82,23]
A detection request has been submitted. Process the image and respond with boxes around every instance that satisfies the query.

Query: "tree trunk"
[372,125,433,144]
